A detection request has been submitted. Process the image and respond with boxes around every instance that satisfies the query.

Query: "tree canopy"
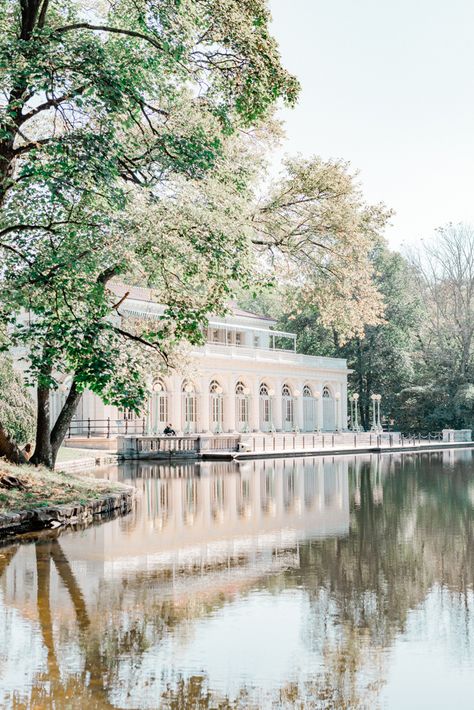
[0,0,392,466]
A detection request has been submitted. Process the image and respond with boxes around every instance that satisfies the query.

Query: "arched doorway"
[235,381,250,432]
[150,379,168,433]
[282,384,294,432]
[209,380,224,433]
[303,385,315,432]
[322,386,335,431]
[182,381,197,434]
[259,383,273,432]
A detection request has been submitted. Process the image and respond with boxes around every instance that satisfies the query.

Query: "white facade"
[53,286,350,434]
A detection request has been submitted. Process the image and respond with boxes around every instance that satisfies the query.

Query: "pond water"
[0,450,473,709]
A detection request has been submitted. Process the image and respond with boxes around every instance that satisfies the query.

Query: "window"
[303,385,312,397]
[235,332,243,346]
[282,384,292,397]
[210,379,222,393]
[259,383,269,396]
[253,335,260,347]
[323,386,332,398]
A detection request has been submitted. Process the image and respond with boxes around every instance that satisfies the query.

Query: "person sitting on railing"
[163,423,176,436]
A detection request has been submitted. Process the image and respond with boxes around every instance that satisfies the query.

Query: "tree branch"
[53,23,165,52]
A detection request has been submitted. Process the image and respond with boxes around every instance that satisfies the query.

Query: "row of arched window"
[153,379,335,398]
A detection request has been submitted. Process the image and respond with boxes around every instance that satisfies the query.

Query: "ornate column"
[272,381,283,432]
[224,376,236,433]
[171,375,182,433]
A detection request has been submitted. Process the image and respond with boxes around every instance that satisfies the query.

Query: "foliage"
[0,352,35,445]
[266,245,423,429]
[0,0,298,465]
[252,157,391,342]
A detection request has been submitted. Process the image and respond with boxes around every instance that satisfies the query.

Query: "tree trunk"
[50,381,82,468]
[31,385,53,468]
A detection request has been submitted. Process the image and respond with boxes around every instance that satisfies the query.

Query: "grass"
[0,461,127,513]
[56,447,106,462]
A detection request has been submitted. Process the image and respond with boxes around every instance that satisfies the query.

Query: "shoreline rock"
[0,488,135,539]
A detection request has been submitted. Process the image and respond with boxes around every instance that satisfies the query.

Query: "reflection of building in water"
[109,457,350,568]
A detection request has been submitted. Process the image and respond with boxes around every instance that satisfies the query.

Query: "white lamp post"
[371,393,382,432]
[370,394,377,431]
[353,392,360,431]
[376,393,382,431]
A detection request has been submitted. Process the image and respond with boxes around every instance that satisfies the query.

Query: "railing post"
[87,418,91,438]
[125,419,128,435]
[107,417,110,439]
[196,436,201,454]
[332,434,335,448]
[322,435,325,448]
[142,418,146,435]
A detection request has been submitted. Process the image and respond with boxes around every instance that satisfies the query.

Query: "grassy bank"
[0,461,124,512]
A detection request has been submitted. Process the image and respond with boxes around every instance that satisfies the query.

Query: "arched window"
[209,379,223,432]
[282,384,294,431]
[235,381,246,395]
[182,380,197,433]
[209,379,222,394]
[150,379,168,433]
[259,383,272,431]
[235,381,249,432]
[322,386,335,431]
[303,385,315,431]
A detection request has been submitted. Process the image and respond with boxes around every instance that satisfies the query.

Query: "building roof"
[227,301,276,323]
[109,283,276,324]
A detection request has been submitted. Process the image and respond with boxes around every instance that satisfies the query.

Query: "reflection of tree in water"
[1,451,473,709]
[284,452,474,708]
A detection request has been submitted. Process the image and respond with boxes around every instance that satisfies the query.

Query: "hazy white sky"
[269,0,474,249]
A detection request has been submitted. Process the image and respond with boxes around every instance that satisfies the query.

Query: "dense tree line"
[241,223,474,433]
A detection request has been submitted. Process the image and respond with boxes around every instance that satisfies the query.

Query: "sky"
[269,0,474,250]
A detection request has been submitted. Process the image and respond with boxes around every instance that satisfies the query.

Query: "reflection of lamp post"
[335,391,341,431]
[268,387,276,432]
[314,391,321,432]
[293,389,301,432]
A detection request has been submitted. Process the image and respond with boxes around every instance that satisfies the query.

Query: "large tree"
[0,0,298,467]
